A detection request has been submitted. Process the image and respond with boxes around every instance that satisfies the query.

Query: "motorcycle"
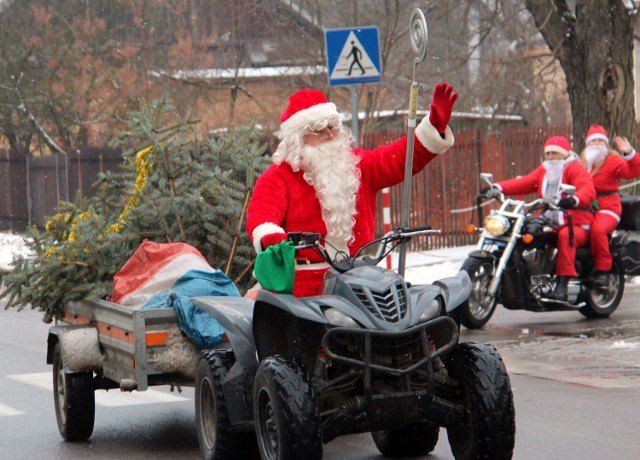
[459,172,639,329]
[191,227,516,460]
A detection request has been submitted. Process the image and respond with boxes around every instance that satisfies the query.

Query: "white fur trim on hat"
[278,103,340,139]
[251,222,286,253]
[544,144,570,157]
[415,114,455,154]
[585,133,609,145]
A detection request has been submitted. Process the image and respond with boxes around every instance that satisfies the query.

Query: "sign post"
[325,27,382,147]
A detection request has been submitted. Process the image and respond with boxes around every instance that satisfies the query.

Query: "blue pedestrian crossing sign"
[325,27,381,87]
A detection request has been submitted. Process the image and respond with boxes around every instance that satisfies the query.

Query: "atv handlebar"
[288,226,441,273]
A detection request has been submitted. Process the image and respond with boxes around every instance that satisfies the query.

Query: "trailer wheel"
[195,350,258,460]
[52,342,95,441]
[253,355,322,460]
[445,342,515,460]
[372,421,440,457]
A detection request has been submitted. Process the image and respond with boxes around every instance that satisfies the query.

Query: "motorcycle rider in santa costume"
[580,124,640,286]
[246,83,458,297]
[487,135,596,301]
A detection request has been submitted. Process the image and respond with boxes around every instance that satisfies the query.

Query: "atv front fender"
[191,296,258,370]
[433,270,472,313]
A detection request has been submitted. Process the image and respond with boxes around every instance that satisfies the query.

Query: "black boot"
[591,270,610,287]
[547,276,569,301]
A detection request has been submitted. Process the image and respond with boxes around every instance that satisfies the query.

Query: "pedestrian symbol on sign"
[329,31,380,81]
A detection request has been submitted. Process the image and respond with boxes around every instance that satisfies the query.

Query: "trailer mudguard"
[47,325,103,371]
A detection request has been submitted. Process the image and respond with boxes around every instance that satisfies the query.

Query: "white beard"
[542,159,565,200]
[584,145,608,172]
[301,136,360,248]
[272,131,360,248]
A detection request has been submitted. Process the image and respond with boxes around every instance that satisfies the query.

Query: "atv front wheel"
[445,342,515,460]
[371,421,439,457]
[253,355,321,460]
[460,257,498,329]
[52,342,95,441]
[195,350,258,460]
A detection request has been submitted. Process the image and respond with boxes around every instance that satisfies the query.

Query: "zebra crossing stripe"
[8,373,189,407]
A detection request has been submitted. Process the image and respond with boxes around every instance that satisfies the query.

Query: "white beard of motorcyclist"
[542,157,567,200]
[583,145,609,172]
[271,126,360,249]
[542,152,573,226]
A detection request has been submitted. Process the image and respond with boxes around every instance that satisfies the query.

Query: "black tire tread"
[196,349,258,460]
[445,342,515,460]
[254,355,322,460]
[52,342,95,442]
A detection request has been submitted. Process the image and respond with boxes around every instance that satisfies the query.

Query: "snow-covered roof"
[150,65,327,81]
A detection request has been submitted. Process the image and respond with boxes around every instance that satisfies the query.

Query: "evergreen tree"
[0,95,269,319]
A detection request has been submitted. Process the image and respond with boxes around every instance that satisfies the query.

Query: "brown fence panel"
[0,147,123,232]
[0,149,29,232]
[365,123,573,252]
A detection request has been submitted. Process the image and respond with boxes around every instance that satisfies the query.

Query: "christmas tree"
[0,95,269,319]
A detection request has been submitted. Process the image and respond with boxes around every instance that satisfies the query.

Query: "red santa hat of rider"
[271,89,360,252]
[585,124,609,145]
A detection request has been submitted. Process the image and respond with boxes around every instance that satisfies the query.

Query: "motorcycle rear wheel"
[580,265,625,318]
[460,257,498,329]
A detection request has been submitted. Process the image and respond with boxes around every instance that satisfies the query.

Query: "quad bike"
[192,227,516,460]
[460,172,632,329]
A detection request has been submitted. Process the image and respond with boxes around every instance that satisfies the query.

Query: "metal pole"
[398,8,428,277]
[350,85,359,147]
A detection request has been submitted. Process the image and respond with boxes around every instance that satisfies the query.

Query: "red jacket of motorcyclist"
[580,124,640,275]
[492,135,596,279]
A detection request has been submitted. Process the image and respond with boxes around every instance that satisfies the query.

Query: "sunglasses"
[307,125,340,139]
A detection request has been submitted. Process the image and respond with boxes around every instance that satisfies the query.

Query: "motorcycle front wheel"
[580,264,625,318]
[460,257,498,329]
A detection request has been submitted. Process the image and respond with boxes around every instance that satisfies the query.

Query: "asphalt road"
[2,285,640,459]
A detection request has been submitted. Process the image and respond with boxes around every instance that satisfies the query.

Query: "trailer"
[46,298,200,441]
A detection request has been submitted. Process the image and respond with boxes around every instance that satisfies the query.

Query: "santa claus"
[246,83,457,297]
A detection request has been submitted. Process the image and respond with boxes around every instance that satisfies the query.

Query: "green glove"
[254,241,295,294]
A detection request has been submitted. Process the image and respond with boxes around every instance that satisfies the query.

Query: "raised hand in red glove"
[260,233,288,251]
[429,82,458,134]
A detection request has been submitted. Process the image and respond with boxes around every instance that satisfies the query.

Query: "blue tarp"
[141,269,240,349]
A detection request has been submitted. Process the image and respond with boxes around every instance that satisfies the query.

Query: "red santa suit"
[247,89,455,297]
[582,126,640,272]
[495,138,596,277]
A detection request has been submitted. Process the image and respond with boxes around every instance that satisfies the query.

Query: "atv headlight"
[323,307,359,328]
[484,214,510,236]
[419,297,442,322]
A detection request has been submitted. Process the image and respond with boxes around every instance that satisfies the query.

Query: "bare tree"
[525,0,638,149]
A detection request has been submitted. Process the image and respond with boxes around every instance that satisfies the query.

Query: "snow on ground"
[0,232,34,270]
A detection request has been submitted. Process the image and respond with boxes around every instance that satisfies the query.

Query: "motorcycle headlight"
[484,214,510,236]
[323,307,359,328]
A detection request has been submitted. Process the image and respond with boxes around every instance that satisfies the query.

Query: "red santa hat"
[278,89,341,138]
[585,124,609,145]
[544,135,571,157]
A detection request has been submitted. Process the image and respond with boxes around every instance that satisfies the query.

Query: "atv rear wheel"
[460,257,498,329]
[581,264,624,318]
[52,342,95,441]
[445,342,515,460]
[253,355,321,460]
[371,421,439,457]
[195,350,258,460]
